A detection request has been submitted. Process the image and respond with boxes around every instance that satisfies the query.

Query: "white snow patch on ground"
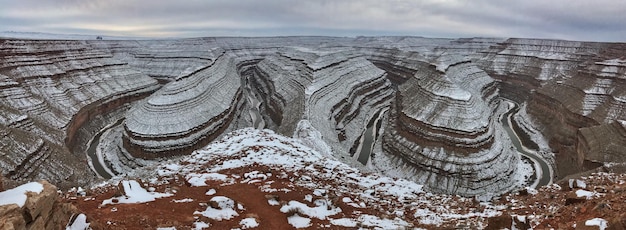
[287,214,311,228]
[0,182,43,207]
[357,214,411,229]
[569,179,586,189]
[239,217,259,229]
[186,172,230,186]
[280,200,341,219]
[205,189,216,196]
[194,196,239,221]
[101,180,173,205]
[414,208,444,226]
[576,189,596,198]
[66,213,90,230]
[586,218,608,230]
[330,218,358,227]
[172,198,194,203]
[193,221,210,230]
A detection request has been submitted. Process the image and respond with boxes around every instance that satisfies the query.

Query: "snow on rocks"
[585,218,608,230]
[0,182,43,207]
[194,196,240,221]
[280,200,341,220]
[287,214,311,228]
[379,59,520,196]
[101,180,172,205]
[117,128,509,228]
[123,52,243,158]
[238,217,259,229]
[65,213,90,230]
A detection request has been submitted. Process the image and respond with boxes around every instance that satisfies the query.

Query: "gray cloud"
[0,0,624,41]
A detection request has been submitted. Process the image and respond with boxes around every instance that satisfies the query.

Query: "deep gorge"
[0,37,624,196]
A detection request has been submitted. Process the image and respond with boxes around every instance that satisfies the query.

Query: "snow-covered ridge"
[378,58,520,196]
[108,128,506,228]
[124,53,243,158]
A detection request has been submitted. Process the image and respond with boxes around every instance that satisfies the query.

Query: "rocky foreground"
[1,128,623,229]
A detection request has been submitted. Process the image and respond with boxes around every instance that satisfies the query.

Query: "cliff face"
[0,36,624,197]
[0,40,159,188]
[479,39,626,178]
[123,53,243,158]
[381,58,518,196]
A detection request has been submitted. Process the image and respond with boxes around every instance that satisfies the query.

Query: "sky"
[1,0,625,42]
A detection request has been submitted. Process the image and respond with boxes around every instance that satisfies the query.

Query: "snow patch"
[239,217,259,229]
[205,189,216,196]
[102,180,173,205]
[194,196,239,221]
[66,214,90,230]
[0,182,43,208]
[280,200,341,220]
[287,214,311,228]
[585,218,608,230]
[576,189,595,199]
[186,173,230,186]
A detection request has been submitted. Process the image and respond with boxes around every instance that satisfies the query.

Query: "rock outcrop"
[123,53,243,158]
[381,57,519,196]
[0,180,79,229]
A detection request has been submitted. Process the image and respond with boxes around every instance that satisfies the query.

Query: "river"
[500,100,553,187]
[86,119,123,179]
[356,109,386,165]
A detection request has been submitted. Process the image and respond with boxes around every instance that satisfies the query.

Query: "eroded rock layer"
[0,40,159,188]
[381,58,518,196]
[1,36,625,197]
[479,39,626,177]
[123,53,243,158]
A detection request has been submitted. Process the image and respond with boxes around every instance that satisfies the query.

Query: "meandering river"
[501,100,553,187]
[86,119,122,179]
[356,109,386,165]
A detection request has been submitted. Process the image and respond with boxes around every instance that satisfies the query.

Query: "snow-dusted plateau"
[0,36,625,229]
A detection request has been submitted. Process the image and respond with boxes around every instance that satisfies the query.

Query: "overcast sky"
[1,0,625,42]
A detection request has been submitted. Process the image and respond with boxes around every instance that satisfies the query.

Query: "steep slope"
[479,39,626,178]
[379,57,520,196]
[123,53,243,158]
[0,39,159,188]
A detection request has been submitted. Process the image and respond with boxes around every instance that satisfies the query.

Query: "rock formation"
[0,180,79,229]
[123,52,243,158]
[0,40,159,188]
[479,39,626,178]
[380,57,518,196]
[0,36,624,197]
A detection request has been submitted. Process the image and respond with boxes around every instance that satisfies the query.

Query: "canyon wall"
[478,39,626,178]
[0,36,624,196]
[0,40,159,188]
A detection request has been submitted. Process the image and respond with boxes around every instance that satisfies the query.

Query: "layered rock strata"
[0,39,159,188]
[382,59,519,196]
[1,36,625,197]
[303,51,394,157]
[123,53,243,158]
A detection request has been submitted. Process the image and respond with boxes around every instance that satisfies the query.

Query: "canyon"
[0,36,624,200]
